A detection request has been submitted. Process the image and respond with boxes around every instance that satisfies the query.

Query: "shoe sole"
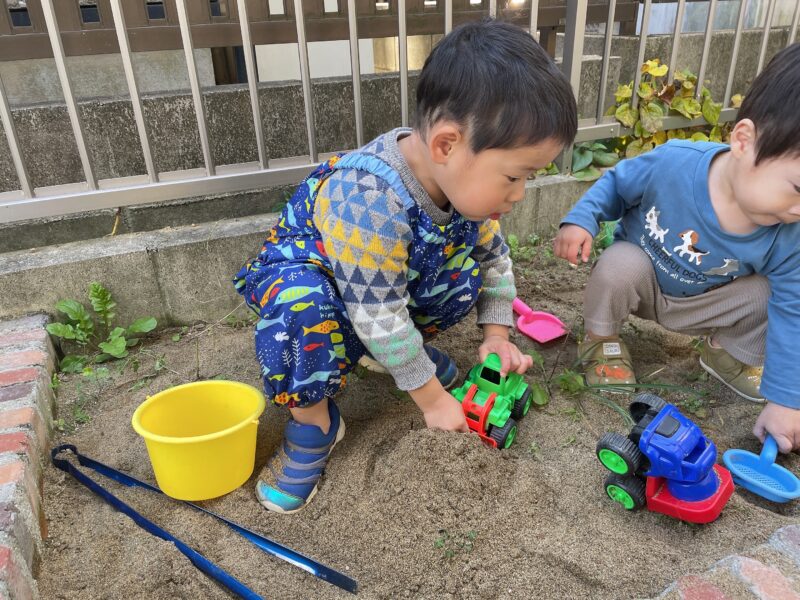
[699,358,764,403]
[257,416,346,514]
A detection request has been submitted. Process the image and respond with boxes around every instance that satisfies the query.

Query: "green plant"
[612,60,727,159]
[46,283,156,372]
[507,234,543,262]
[571,141,620,181]
[434,529,478,559]
[524,350,551,407]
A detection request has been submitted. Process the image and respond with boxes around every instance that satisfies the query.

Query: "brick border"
[0,315,55,600]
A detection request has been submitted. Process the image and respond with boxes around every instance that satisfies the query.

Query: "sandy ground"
[38,252,799,599]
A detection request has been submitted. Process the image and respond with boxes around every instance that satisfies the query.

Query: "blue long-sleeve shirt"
[563,140,800,409]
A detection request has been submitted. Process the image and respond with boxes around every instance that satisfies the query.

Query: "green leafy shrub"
[46,282,157,372]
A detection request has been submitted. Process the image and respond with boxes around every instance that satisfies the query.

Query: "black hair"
[414,18,577,153]
[737,43,800,165]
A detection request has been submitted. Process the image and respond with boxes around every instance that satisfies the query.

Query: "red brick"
[0,545,36,600]
[770,526,800,564]
[0,384,33,404]
[0,330,47,349]
[0,316,48,336]
[0,462,46,543]
[0,433,30,456]
[677,575,730,600]
[0,369,38,389]
[737,557,800,600]
[0,407,46,448]
[0,351,48,372]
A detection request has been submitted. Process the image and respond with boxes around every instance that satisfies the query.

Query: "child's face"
[728,120,800,226]
[431,127,564,222]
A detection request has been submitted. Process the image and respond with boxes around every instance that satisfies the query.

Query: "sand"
[38,254,799,599]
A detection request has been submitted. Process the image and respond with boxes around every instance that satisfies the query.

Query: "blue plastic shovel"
[723,435,800,503]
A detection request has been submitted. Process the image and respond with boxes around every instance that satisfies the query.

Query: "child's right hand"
[409,376,469,433]
[554,224,595,265]
[753,402,800,453]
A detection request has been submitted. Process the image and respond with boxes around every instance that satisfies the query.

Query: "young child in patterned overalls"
[234,19,577,513]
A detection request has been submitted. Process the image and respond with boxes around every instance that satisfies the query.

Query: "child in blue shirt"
[555,43,800,453]
[235,19,577,513]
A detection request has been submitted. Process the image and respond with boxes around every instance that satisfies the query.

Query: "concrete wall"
[0,49,215,106]
[0,52,615,196]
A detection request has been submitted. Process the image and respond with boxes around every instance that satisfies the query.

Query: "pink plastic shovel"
[512,298,568,344]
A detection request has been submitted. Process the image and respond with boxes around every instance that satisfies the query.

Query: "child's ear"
[729,118,757,160]
[427,122,463,165]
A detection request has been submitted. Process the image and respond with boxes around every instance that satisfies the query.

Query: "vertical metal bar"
[175,0,215,175]
[489,0,497,18]
[529,0,539,39]
[347,0,364,147]
[695,0,718,100]
[596,0,617,120]
[40,0,97,189]
[668,0,686,77]
[237,0,269,169]
[0,74,33,197]
[109,0,158,183]
[293,0,318,161]
[724,0,747,107]
[756,0,776,75]
[445,0,453,34]
[630,0,652,110]
[398,0,409,127]
[562,0,588,95]
[788,0,799,45]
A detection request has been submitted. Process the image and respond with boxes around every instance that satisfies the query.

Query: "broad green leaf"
[545,162,560,175]
[674,69,697,84]
[614,83,633,104]
[127,317,157,335]
[99,336,128,358]
[702,96,722,125]
[671,96,701,119]
[667,128,687,140]
[60,355,87,373]
[653,130,668,146]
[530,383,550,406]
[634,120,645,138]
[55,299,87,322]
[95,353,112,363]
[572,146,594,172]
[590,142,608,151]
[525,350,544,370]
[573,166,602,182]
[597,220,618,249]
[680,79,696,97]
[640,102,664,134]
[126,338,140,347]
[690,132,709,142]
[709,126,723,143]
[593,151,620,167]
[47,323,76,340]
[615,103,637,128]
[642,60,668,77]
[626,138,654,158]
[730,94,744,108]
[637,81,654,100]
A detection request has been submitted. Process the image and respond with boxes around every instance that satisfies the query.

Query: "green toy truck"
[451,353,532,449]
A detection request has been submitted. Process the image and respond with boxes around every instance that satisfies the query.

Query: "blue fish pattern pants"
[235,157,481,408]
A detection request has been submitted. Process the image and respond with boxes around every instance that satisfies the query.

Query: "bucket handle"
[760,434,779,465]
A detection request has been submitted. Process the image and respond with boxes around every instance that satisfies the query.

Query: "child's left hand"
[479,334,533,377]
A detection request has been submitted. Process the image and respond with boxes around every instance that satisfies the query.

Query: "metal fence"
[1,0,799,224]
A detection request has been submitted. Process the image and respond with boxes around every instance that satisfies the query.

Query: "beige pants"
[584,241,769,367]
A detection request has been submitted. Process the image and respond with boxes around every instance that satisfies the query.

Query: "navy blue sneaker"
[424,344,459,390]
[256,399,345,514]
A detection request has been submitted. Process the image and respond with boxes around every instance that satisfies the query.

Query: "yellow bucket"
[131,380,266,501]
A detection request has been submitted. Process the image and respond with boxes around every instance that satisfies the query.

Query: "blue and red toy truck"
[596,393,733,523]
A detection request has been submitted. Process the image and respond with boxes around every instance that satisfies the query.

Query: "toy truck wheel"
[629,393,667,424]
[511,389,532,420]
[488,418,518,449]
[604,473,646,511]
[596,432,643,475]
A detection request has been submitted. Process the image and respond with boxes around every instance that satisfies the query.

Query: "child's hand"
[554,224,594,265]
[479,335,533,376]
[422,392,470,433]
[409,376,469,433]
[753,402,800,453]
